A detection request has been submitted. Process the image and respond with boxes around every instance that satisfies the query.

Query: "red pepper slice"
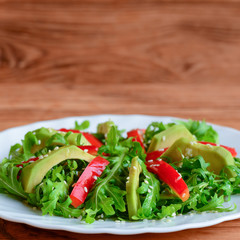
[70,156,109,208]
[16,157,39,168]
[146,148,168,161]
[77,146,99,156]
[127,129,146,153]
[58,128,103,148]
[81,132,103,148]
[146,160,189,202]
[198,141,237,157]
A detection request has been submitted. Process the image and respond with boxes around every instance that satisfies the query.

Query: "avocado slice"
[161,137,236,178]
[21,145,95,193]
[126,157,142,220]
[147,124,195,153]
[31,128,90,153]
[97,120,115,135]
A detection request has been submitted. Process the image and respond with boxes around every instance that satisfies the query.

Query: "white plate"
[0,115,240,235]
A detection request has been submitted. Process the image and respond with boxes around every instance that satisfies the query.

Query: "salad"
[0,119,240,224]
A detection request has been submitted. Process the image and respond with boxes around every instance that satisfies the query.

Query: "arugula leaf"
[107,126,119,152]
[157,204,182,219]
[45,133,69,146]
[137,159,160,218]
[74,120,90,130]
[56,197,82,218]
[8,143,22,160]
[21,131,38,160]
[0,163,27,199]
[175,119,219,143]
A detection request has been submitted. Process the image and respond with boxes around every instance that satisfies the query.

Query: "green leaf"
[42,198,58,215]
[104,185,126,212]
[107,126,119,151]
[8,143,22,160]
[0,163,27,199]
[157,204,182,219]
[175,119,219,143]
[137,159,160,218]
[21,131,38,160]
[45,133,68,146]
[98,194,115,216]
[56,197,82,218]
[74,120,90,130]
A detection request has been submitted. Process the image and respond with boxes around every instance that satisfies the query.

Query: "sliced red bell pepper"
[16,157,39,168]
[70,156,109,208]
[146,148,168,161]
[81,132,103,148]
[198,141,237,157]
[77,146,99,155]
[58,128,103,148]
[146,160,189,202]
[127,129,146,153]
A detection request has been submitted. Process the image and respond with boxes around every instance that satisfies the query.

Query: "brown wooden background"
[0,0,240,239]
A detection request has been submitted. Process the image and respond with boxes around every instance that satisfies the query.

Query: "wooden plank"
[0,1,240,239]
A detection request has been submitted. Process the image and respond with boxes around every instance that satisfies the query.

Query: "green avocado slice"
[126,156,142,220]
[161,137,236,178]
[97,120,115,135]
[147,124,196,153]
[31,128,90,153]
[21,145,95,193]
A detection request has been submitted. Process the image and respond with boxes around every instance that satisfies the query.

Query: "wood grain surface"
[0,0,240,239]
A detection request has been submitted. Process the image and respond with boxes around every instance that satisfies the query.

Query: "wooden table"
[0,1,240,239]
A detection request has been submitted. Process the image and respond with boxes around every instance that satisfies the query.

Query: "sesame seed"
[48,150,51,153]
[115,220,121,223]
[162,136,166,141]
[146,175,150,179]
[126,176,130,180]
[84,149,88,153]
[148,189,151,193]
[148,159,153,162]
[126,181,129,183]
[54,146,59,151]
[38,140,41,145]
[133,166,137,170]
[158,148,165,151]
[39,155,43,159]
[149,185,153,189]
[157,159,162,162]
[101,214,104,218]
[144,179,149,184]
[43,154,49,158]
[176,175,182,181]
[84,187,88,193]
[64,180,67,185]
[18,166,23,168]
[93,176,98,180]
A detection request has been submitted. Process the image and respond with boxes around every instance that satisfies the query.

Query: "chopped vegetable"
[70,156,109,208]
[127,129,146,152]
[146,160,189,202]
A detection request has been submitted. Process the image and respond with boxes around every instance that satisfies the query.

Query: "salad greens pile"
[0,119,239,223]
